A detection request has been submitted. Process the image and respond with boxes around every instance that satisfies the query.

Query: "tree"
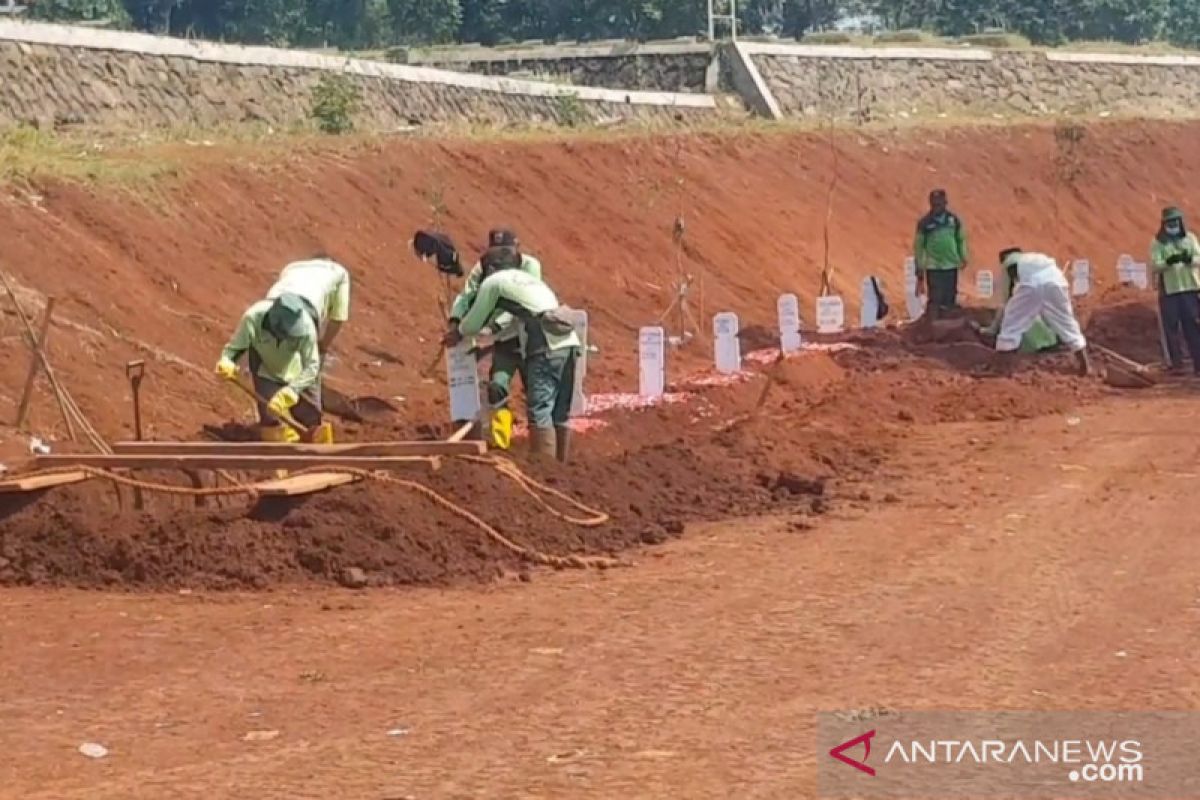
[1165,0,1200,47]
[1068,0,1168,43]
[388,0,461,43]
[29,0,131,24]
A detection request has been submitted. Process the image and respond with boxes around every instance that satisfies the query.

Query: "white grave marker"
[1072,259,1091,297]
[445,343,481,422]
[563,308,589,416]
[816,296,845,334]
[777,293,802,353]
[638,326,665,398]
[906,292,926,321]
[976,270,994,299]
[1132,262,1149,290]
[1117,254,1134,284]
[713,312,741,374]
[860,277,880,329]
[904,256,925,320]
[904,257,918,295]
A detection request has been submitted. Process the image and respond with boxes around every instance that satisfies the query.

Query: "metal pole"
[730,0,738,41]
[707,0,715,41]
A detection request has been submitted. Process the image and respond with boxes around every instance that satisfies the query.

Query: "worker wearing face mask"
[1150,206,1200,375]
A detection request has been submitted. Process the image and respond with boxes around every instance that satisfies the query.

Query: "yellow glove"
[267,386,300,420]
[215,357,239,381]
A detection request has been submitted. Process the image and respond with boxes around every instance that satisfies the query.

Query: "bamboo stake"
[15,296,56,430]
[0,273,77,442]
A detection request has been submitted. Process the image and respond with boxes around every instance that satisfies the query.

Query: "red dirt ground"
[0,120,1185,446]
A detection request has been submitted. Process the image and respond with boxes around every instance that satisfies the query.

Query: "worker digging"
[989,248,1093,377]
[215,254,352,445]
[444,244,580,464]
[448,227,543,451]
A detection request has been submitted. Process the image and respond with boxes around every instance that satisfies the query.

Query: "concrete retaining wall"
[0,20,720,130]
[741,42,1200,121]
[401,40,718,93]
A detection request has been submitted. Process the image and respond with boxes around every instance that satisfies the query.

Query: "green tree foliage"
[29,0,131,24]
[388,0,460,43]
[1165,0,1200,47]
[27,0,1200,49]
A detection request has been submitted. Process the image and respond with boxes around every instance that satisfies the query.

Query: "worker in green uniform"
[914,189,969,318]
[215,293,326,443]
[446,245,579,464]
[448,228,543,450]
[1150,206,1200,375]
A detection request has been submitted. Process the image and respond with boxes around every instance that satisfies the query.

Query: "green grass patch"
[0,126,181,187]
[956,32,1033,49]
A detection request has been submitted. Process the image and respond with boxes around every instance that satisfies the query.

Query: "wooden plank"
[0,470,91,493]
[254,472,361,497]
[447,421,476,443]
[110,440,486,457]
[32,455,434,472]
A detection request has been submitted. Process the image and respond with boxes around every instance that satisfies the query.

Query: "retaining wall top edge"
[405,41,714,63]
[1046,50,1200,66]
[0,18,717,108]
[737,41,993,61]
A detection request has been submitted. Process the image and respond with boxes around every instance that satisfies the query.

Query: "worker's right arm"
[329,270,351,322]
[220,311,254,365]
[458,274,502,339]
[449,263,483,322]
[1151,240,1171,273]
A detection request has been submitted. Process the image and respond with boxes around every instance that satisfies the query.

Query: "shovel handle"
[224,376,310,437]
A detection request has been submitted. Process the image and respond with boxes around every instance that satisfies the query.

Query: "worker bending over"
[215,293,329,443]
[448,228,543,450]
[446,245,578,463]
[981,264,1059,354]
[993,248,1092,376]
[1150,206,1200,375]
[914,189,969,318]
[266,255,351,354]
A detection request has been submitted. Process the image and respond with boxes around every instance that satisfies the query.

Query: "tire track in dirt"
[5,395,1199,799]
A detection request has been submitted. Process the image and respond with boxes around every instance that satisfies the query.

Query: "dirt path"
[2,392,1199,799]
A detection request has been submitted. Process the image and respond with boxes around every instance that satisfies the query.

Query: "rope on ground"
[14,456,619,571]
[459,454,610,527]
[319,466,620,572]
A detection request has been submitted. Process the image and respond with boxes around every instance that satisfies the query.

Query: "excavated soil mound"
[0,336,1103,592]
[1083,286,1164,367]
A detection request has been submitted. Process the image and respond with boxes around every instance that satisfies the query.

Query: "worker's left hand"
[267,387,300,420]
[442,328,463,347]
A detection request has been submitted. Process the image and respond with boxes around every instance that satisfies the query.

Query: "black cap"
[481,245,520,274]
[930,189,947,203]
[999,247,1022,268]
[488,228,518,247]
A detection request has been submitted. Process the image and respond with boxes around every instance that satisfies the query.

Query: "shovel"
[224,376,312,439]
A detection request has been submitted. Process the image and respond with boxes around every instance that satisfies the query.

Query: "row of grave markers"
[446,255,1151,416]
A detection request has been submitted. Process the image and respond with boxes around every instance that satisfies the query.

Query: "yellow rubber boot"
[310,422,334,444]
[490,409,513,451]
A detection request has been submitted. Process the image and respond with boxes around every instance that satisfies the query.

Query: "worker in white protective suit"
[993,248,1092,376]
